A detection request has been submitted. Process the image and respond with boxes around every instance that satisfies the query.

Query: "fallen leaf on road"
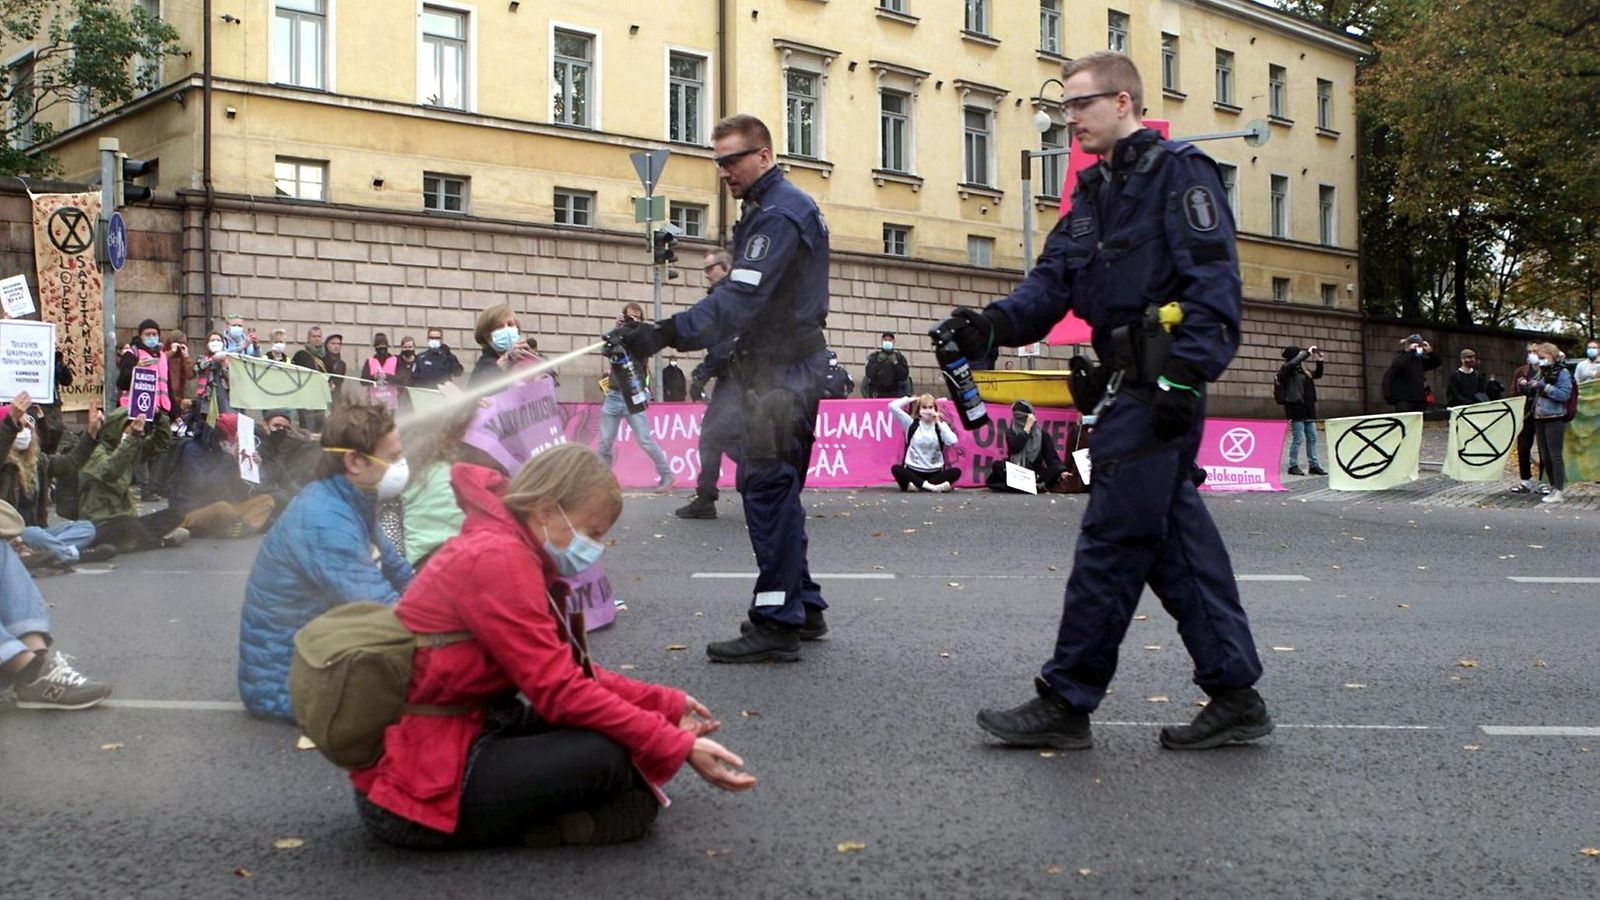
[295,735,316,751]
[273,838,305,850]
[1143,644,1162,651]
[1580,848,1600,857]
[1046,866,1063,875]
[1048,565,1059,571]
[693,612,704,617]
[1343,683,1367,689]
[740,710,759,718]
[1133,614,1149,621]
[870,532,883,538]
[1272,646,1295,652]
[1330,565,1341,570]
[1462,744,1481,751]
[1397,603,1410,608]
[1351,536,1366,541]
[836,841,867,854]
[618,664,637,671]
[653,534,664,539]
[903,528,918,534]
[1534,660,1549,668]
[99,742,124,751]
[1458,659,1478,668]
[1195,699,1210,708]
[1078,868,1093,877]
[948,582,961,588]
[1417,566,1428,571]
[1039,751,1057,759]
[234,869,252,878]
[1147,695,1170,703]
[703,849,731,858]
[1528,544,1545,549]
[938,651,950,658]
[666,645,688,652]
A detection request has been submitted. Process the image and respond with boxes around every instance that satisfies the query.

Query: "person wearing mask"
[470,305,537,386]
[1446,349,1491,407]
[222,315,261,357]
[292,326,330,431]
[322,333,351,403]
[660,355,688,402]
[864,332,910,399]
[889,394,959,492]
[1525,342,1573,504]
[984,400,1068,492]
[238,403,415,720]
[258,410,322,506]
[0,394,112,568]
[0,501,113,709]
[597,303,674,492]
[164,332,191,413]
[1381,333,1441,413]
[364,332,402,409]
[820,350,854,399]
[676,252,739,521]
[266,329,290,363]
[165,413,277,540]
[348,445,754,849]
[115,319,174,416]
[411,327,465,389]
[1276,344,1326,476]
[1511,341,1546,494]
[194,330,232,416]
[79,406,187,552]
[1575,340,1600,385]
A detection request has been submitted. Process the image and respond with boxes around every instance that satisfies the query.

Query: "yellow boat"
[973,369,1074,408]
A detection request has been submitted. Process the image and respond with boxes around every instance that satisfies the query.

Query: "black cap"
[136,318,160,335]
[1282,344,1302,360]
[1012,399,1034,415]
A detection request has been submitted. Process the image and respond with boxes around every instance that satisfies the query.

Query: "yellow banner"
[31,191,103,412]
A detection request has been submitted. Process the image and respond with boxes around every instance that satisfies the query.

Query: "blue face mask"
[142,335,160,350]
[543,505,605,576]
[491,325,519,354]
[228,325,245,339]
[1588,347,1598,360]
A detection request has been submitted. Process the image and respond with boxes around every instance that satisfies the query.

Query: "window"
[274,157,326,201]
[1040,1,1061,54]
[1270,174,1289,238]
[273,1,325,89]
[880,0,907,11]
[1215,50,1234,105]
[668,52,706,144]
[1318,185,1336,246]
[1272,278,1290,302]
[1217,162,1239,220]
[669,202,706,238]
[967,236,994,268]
[553,189,594,226]
[965,0,988,35]
[1321,283,1338,307]
[421,6,468,109]
[7,54,34,147]
[880,90,909,173]
[1107,10,1129,53]
[134,0,165,89]
[785,70,819,158]
[1039,125,1066,199]
[883,225,910,257]
[553,29,593,127]
[423,173,467,213]
[1317,79,1333,129]
[1161,34,1179,92]
[1269,65,1287,118]
[963,107,991,186]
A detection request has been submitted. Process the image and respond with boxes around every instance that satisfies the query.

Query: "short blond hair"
[915,393,938,409]
[501,444,623,525]
[474,304,517,350]
[1535,342,1560,361]
[1062,51,1144,115]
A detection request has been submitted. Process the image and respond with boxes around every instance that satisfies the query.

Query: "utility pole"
[98,137,118,409]
[629,148,671,387]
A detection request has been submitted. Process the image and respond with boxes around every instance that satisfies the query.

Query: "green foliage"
[0,0,183,176]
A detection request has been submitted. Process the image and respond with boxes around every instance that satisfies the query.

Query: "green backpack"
[288,602,474,769]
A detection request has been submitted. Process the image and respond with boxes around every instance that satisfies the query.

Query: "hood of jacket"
[99,406,131,450]
[449,461,558,571]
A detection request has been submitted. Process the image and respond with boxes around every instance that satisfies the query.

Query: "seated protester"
[985,400,1067,493]
[350,445,754,849]
[238,403,414,721]
[258,410,321,505]
[888,394,959,493]
[0,394,113,569]
[398,406,481,567]
[0,501,113,709]
[80,406,188,553]
[166,413,276,540]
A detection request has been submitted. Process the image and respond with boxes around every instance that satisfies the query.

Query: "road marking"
[102,700,246,712]
[1096,721,1432,731]
[1506,577,1600,584]
[1236,575,1312,582]
[1479,725,1600,737]
[896,573,1310,582]
[74,569,251,577]
[691,572,897,580]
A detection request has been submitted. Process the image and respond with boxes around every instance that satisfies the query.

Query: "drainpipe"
[715,0,728,245]
[201,0,215,334]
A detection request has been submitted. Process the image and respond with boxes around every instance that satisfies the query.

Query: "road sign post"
[629,149,671,387]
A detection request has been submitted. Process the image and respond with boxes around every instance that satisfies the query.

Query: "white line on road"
[1236,575,1312,582]
[102,700,246,712]
[1506,577,1600,584]
[1096,721,1432,731]
[691,572,897,580]
[1479,725,1600,737]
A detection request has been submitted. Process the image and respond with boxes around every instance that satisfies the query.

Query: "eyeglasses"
[1061,90,1121,114]
[712,147,762,169]
[703,265,726,275]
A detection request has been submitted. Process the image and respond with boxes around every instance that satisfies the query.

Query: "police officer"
[820,350,854,399]
[935,52,1271,750]
[676,249,740,520]
[614,114,829,662]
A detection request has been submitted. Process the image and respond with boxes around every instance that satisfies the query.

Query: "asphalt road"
[5,484,1600,899]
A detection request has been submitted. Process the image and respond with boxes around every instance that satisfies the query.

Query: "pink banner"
[463,375,565,474]
[1194,418,1288,493]
[563,563,616,631]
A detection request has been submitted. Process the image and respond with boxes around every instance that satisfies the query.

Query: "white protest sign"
[0,318,56,404]
[237,413,261,484]
[1071,448,1092,485]
[0,274,34,318]
[1004,461,1039,494]
[1017,342,1042,357]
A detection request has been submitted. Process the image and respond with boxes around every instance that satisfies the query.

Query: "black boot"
[1159,687,1274,750]
[1308,465,1328,476]
[674,494,717,519]
[975,677,1093,750]
[741,606,827,641]
[707,618,801,664]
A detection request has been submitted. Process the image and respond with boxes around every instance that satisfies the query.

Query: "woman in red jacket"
[351,444,754,848]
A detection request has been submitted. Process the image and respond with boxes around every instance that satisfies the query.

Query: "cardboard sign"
[1194,418,1290,492]
[563,564,617,631]
[1071,447,1093,485]
[1003,461,1039,494]
[128,364,160,420]
[0,274,35,318]
[0,318,56,404]
[237,413,261,484]
[464,375,565,474]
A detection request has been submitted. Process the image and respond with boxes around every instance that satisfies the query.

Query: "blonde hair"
[1535,342,1560,361]
[7,423,39,499]
[915,393,938,410]
[501,444,623,525]
[474,304,517,350]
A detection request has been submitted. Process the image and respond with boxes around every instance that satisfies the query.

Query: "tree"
[0,0,183,176]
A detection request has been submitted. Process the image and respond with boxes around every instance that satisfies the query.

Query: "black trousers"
[90,509,185,553]
[1535,419,1566,490]
[891,464,960,491]
[1517,411,1539,480]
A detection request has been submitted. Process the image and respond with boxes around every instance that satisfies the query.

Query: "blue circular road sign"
[106,212,128,271]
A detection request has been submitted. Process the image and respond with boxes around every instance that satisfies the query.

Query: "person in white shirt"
[1575,340,1600,385]
[888,395,960,492]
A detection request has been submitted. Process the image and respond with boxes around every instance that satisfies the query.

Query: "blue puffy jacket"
[238,475,413,720]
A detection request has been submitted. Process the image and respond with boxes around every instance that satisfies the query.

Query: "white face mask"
[881,341,894,352]
[828,358,838,367]
[1528,353,1541,366]
[428,339,442,350]
[271,342,286,354]
[376,457,410,500]
[11,428,32,452]
[208,340,225,354]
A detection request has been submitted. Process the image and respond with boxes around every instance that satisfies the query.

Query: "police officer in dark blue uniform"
[820,350,854,399]
[614,114,830,663]
[936,52,1272,750]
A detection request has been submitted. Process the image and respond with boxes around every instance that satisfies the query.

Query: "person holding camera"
[1381,334,1441,413]
[1275,344,1326,476]
[1525,342,1573,504]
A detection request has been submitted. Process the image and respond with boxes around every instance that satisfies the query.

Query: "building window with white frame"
[1272,277,1290,302]
[421,6,468,109]
[883,224,910,257]
[1321,283,1337,307]
[273,1,325,89]
[1269,64,1287,118]
[1040,1,1061,55]
[670,201,706,238]
[1317,79,1333,129]
[1270,174,1289,238]
[1318,185,1336,246]
[553,29,593,128]
[785,69,819,158]
[880,90,909,173]
[880,0,907,12]
[965,0,988,35]
[1215,49,1234,105]
[1161,34,1179,92]
[553,188,594,226]
[1107,10,1129,53]
[274,157,326,201]
[1217,162,1239,220]
[963,106,991,186]
[668,51,705,145]
[1039,125,1066,199]
[423,173,468,213]
[968,235,994,268]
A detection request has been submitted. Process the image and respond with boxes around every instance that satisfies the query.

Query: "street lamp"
[1018,79,1074,369]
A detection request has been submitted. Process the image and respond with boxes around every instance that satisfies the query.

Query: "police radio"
[929,324,990,431]
[606,337,651,415]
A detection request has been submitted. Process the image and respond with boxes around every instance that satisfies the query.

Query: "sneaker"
[12,651,113,710]
[1158,687,1274,750]
[707,620,801,664]
[741,606,828,641]
[160,527,191,548]
[1541,490,1565,504]
[655,473,674,493]
[77,544,117,564]
[674,495,718,520]
[976,677,1093,750]
[927,481,953,493]
[1286,466,1305,476]
[1510,480,1534,493]
[1539,483,1552,495]
[1308,465,1328,476]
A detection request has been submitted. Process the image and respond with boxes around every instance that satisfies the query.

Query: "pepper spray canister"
[607,338,651,415]
[929,324,990,431]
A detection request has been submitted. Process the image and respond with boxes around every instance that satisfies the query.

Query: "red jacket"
[350,463,694,834]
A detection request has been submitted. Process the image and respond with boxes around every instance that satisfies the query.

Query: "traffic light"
[652,228,678,265]
[117,156,155,206]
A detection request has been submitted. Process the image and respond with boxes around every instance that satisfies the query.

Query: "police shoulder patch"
[1182,186,1220,233]
[744,233,772,261]
[1070,216,1093,238]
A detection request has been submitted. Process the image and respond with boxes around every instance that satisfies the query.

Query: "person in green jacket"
[398,405,484,568]
[81,406,189,553]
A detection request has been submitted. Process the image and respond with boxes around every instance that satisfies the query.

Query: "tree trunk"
[1452,228,1472,325]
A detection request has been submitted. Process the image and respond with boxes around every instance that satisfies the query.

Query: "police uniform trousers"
[695,380,745,502]
[1040,389,1263,711]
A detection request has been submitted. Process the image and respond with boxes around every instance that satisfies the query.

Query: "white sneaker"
[1539,483,1552,495]
[1511,480,1536,493]
[161,527,191,547]
[1541,490,1565,504]
[927,481,953,492]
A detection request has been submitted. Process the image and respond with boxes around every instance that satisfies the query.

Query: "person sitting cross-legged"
[0,501,113,709]
[0,393,114,569]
